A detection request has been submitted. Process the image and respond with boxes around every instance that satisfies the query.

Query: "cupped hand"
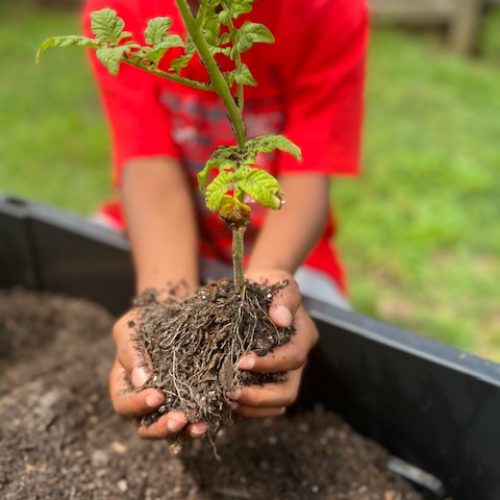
[229,269,319,418]
[109,308,207,440]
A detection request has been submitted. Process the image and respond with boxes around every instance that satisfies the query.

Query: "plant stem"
[222,1,244,113]
[127,57,212,91]
[232,227,246,292]
[176,0,249,292]
[175,0,247,149]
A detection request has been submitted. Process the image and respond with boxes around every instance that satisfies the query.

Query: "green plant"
[38,0,301,292]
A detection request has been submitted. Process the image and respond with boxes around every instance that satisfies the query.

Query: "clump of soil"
[135,279,293,441]
[0,290,424,499]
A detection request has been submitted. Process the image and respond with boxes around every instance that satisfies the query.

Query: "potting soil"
[0,290,423,499]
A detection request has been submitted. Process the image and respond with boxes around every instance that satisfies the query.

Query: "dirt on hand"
[0,289,423,499]
[134,279,293,448]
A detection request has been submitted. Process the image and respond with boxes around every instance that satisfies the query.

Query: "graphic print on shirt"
[161,89,285,261]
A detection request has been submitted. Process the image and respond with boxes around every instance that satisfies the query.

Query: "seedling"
[38,0,302,292]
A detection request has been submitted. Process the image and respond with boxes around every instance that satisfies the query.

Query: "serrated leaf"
[247,134,302,161]
[145,17,173,46]
[96,46,128,76]
[205,171,234,211]
[185,35,196,55]
[198,159,217,191]
[218,9,232,27]
[198,146,241,190]
[202,16,221,47]
[91,8,125,45]
[219,32,231,45]
[170,53,193,74]
[233,63,256,86]
[234,22,274,53]
[143,35,184,65]
[214,47,231,57]
[223,70,236,87]
[118,30,133,43]
[230,0,254,18]
[234,166,282,209]
[36,36,97,63]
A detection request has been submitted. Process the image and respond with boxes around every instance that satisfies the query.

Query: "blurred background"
[1,1,499,360]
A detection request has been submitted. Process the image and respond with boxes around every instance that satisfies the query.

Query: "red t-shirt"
[83,0,368,291]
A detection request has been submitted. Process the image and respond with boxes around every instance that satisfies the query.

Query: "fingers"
[109,358,164,417]
[238,307,318,373]
[245,269,300,327]
[184,422,209,440]
[229,369,302,408]
[136,411,188,440]
[110,359,208,440]
[136,413,208,440]
[268,278,301,327]
[112,309,152,388]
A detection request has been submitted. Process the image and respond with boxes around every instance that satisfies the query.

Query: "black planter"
[1,195,499,500]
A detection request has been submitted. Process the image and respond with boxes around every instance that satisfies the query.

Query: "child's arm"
[248,174,330,274]
[109,156,208,440]
[121,157,198,293]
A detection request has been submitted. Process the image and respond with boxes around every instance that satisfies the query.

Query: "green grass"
[1,8,499,361]
[334,27,500,360]
[0,9,112,213]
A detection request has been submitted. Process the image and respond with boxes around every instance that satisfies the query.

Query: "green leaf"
[233,63,256,86]
[198,159,217,191]
[145,17,173,46]
[230,0,254,19]
[234,166,282,209]
[247,134,302,161]
[36,36,97,63]
[234,22,274,53]
[118,31,133,43]
[205,171,234,211]
[198,146,241,190]
[96,46,128,76]
[202,16,221,47]
[223,70,236,87]
[91,8,126,45]
[143,35,184,65]
[218,9,232,27]
[170,53,194,74]
[185,35,196,55]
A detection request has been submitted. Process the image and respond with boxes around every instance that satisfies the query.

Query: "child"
[83,0,368,440]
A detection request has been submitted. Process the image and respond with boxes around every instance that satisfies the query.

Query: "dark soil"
[135,279,293,445]
[0,289,423,499]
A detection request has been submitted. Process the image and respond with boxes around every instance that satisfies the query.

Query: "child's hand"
[229,269,319,417]
[108,309,207,440]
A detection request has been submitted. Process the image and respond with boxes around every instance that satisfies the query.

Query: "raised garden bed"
[1,196,500,499]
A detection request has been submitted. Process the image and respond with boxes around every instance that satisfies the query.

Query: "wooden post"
[450,0,486,56]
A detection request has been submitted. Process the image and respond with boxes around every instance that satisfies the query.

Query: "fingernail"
[167,418,185,433]
[190,424,207,438]
[274,305,293,327]
[228,388,242,400]
[238,356,255,370]
[145,393,163,408]
[131,367,149,388]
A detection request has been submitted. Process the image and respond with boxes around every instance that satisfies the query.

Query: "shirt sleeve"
[82,0,180,185]
[276,0,369,176]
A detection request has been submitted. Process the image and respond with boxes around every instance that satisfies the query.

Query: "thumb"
[269,278,301,328]
[112,309,152,389]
